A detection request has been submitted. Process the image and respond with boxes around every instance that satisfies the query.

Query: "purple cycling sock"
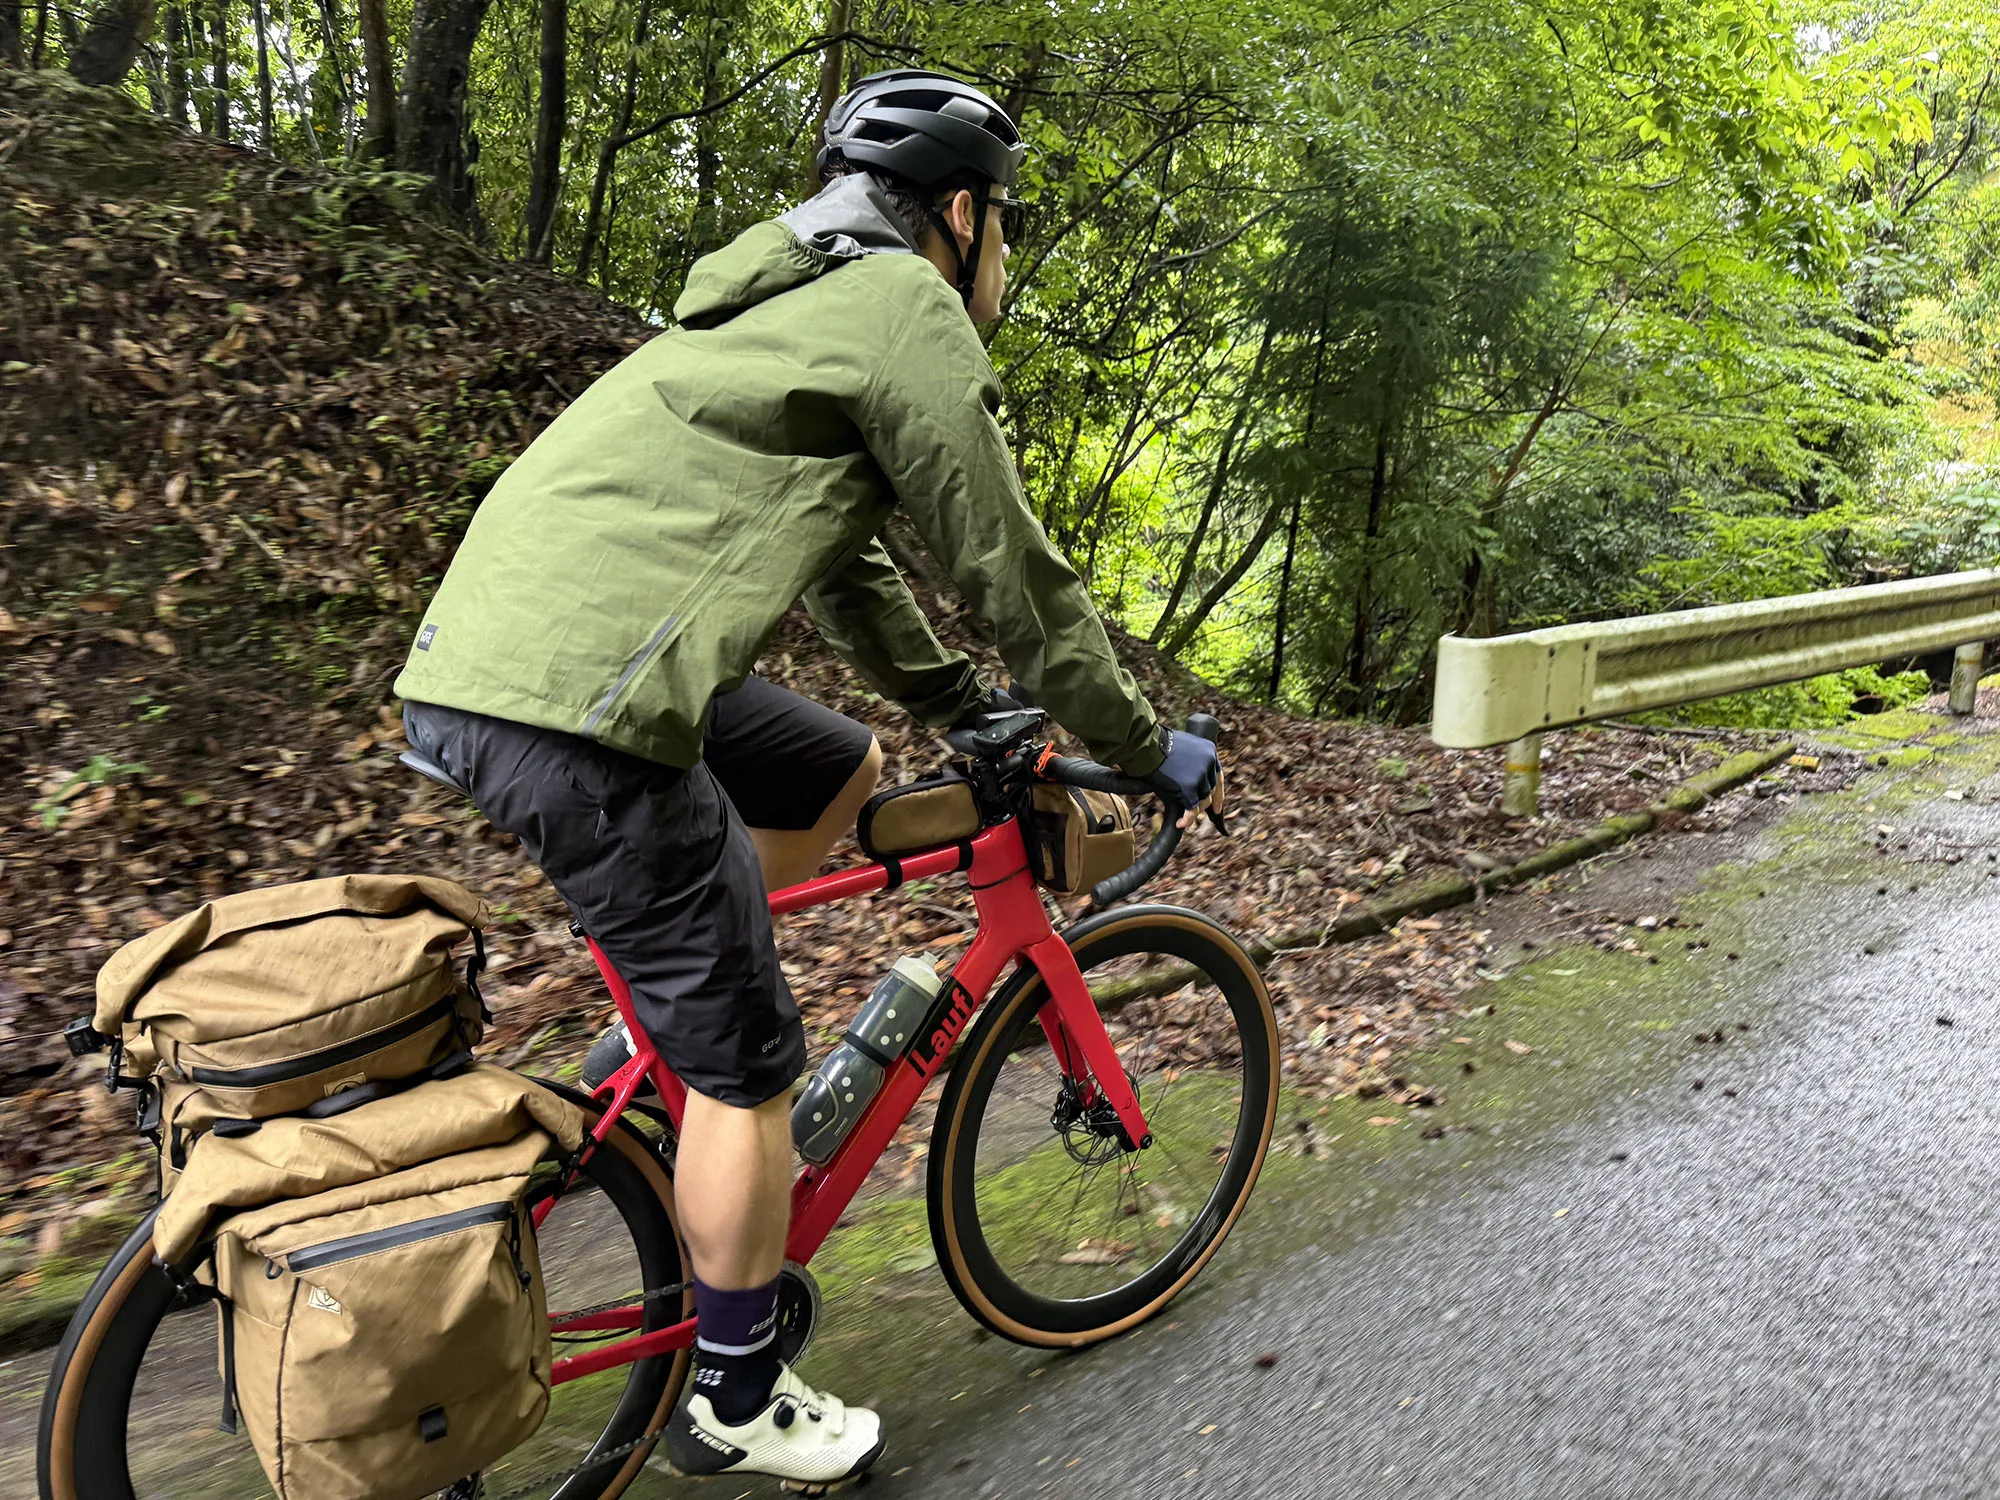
[692,1275,782,1425]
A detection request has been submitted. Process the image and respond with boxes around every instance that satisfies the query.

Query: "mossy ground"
[791,711,2000,1392]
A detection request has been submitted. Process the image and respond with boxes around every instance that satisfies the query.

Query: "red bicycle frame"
[544,813,1151,1385]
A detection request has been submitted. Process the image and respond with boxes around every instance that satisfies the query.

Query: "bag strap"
[298,1047,477,1120]
[465,929,491,1021]
[876,839,976,893]
[217,1300,240,1435]
[202,1049,478,1139]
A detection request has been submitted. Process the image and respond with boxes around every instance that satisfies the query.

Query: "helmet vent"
[854,120,910,145]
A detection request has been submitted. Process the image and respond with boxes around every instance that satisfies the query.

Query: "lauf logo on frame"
[910,981,977,1080]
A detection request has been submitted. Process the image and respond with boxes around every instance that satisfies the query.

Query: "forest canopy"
[17,0,2000,724]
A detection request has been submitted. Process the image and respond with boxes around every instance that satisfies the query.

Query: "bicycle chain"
[546,1278,689,1331]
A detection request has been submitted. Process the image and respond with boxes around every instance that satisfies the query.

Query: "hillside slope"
[0,70,1760,1338]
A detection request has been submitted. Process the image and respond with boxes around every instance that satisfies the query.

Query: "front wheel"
[927,904,1279,1347]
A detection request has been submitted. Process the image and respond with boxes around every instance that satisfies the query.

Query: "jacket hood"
[673,174,921,328]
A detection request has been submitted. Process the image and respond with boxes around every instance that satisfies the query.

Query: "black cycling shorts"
[402,681,873,1108]
[704,674,876,831]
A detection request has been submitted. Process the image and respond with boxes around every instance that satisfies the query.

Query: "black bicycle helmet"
[817,69,1026,307]
[817,68,1025,191]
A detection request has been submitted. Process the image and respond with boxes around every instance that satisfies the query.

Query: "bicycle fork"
[1026,934,1153,1151]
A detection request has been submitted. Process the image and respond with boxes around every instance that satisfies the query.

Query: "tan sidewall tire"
[38,1100,689,1500]
[929,908,1279,1348]
[42,1238,157,1500]
[535,1093,692,1500]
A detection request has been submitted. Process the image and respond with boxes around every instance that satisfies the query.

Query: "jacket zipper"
[284,1200,516,1273]
[184,990,459,1089]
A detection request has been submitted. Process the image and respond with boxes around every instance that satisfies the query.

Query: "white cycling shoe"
[664,1363,885,1494]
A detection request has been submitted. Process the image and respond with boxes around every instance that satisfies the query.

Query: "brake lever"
[1205,806,1231,837]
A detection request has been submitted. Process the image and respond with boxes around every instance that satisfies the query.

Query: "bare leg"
[676,738,881,1285]
[676,1089,793,1287]
[745,738,883,892]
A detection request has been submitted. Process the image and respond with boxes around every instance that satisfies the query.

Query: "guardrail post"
[1501,732,1544,817]
[1949,642,1985,716]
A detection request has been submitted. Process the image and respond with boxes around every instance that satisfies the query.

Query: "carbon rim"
[929,907,1277,1346]
[36,1097,687,1500]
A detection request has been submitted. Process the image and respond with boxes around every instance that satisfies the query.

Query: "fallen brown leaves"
[0,73,1768,1311]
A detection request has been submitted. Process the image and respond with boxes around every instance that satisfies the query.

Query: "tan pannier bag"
[158,1065,588,1500]
[88,875,489,1172]
[1024,784,1136,896]
[856,768,980,859]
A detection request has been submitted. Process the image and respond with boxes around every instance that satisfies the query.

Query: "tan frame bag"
[1023,783,1136,896]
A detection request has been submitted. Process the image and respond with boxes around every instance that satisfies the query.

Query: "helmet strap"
[924,191,987,311]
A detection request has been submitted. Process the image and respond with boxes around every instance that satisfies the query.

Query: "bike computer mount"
[959,708,1047,757]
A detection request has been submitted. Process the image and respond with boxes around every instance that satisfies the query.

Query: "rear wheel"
[927,905,1278,1347]
[36,1089,689,1500]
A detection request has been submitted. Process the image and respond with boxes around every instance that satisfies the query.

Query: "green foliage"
[31,756,149,831]
[65,0,2000,725]
[1639,665,1935,729]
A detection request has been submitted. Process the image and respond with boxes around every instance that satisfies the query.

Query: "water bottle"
[791,956,942,1164]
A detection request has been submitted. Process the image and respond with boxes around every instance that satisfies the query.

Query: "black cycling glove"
[1147,725,1220,808]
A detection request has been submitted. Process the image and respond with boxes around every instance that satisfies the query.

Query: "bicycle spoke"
[968,946,1251,1302]
[108,1158,674,1500]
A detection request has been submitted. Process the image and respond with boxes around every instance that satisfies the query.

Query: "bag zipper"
[283,1200,516,1273]
[184,990,461,1089]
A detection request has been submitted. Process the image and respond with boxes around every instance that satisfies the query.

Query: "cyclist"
[395,68,1220,1491]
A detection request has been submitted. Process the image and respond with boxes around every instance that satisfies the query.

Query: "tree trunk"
[31,0,50,66]
[163,3,191,122]
[68,0,160,85]
[1149,319,1277,645]
[272,8,323,160]
[574,0,651,284]
[1159,497,1288,660]
[142,35,171,110]
[189,3,215,130]
[1344,420,1391,694]
[208,0,229,141]
[394,0,493,221]
[805,0,848,188]
[249,0,271,148]
[310,0,354,150]
[356,0,391,158]
[1268,492,1301,703]
[1458,376,1563,638]
[2,0,23,69]
[522,0,566,264]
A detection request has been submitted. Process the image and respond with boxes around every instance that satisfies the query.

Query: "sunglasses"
[975,193,1029,244]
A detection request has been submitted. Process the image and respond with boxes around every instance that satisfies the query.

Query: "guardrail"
[1431,569,2000,813]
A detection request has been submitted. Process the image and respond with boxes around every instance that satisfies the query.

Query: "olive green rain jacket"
[393,174,1164,777]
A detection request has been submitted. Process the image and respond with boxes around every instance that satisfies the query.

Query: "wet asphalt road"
[800,749,2000,1500]
[9,739,2000,1499]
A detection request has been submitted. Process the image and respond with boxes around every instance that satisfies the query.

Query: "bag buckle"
[64,1016,108,1057]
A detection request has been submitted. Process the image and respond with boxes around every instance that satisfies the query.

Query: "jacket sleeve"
[804,536,987,728]
[852,282,1164,775]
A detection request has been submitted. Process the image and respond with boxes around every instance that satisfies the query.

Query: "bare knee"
[847,737,884,808]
